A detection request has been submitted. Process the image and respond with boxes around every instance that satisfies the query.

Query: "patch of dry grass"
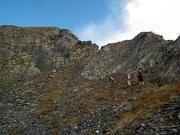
[7,126,21,135]
[108,82,180,134]
[23,27,47,38]
[70,115,82,125]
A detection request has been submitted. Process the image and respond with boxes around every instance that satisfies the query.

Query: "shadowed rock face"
[0,26,179,86]
[175,35,180,43]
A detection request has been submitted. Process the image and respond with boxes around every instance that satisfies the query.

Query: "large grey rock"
[0,48,14,58]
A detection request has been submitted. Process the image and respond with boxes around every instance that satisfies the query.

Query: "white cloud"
[75,0,180,48]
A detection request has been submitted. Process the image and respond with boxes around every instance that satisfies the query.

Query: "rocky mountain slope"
[0,25,180,135]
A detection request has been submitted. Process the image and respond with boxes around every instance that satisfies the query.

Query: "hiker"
[126,72,132,86]
[109,76,114,86]
[136,69,144,87]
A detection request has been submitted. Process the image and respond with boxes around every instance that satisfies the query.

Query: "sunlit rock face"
[0,25,98,85]
[82,32,180,84]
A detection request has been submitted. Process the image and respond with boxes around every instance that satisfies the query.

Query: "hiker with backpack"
[136,69,144,87]
[126,72,132,86]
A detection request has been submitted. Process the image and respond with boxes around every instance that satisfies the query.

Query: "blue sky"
[1,0,180,47]
[1,0,111,29]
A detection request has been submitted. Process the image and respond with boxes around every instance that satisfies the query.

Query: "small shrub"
[45,115,52,123]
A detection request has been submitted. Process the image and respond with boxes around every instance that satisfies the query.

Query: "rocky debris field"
[115,98,180,135]
[0,73,180,135]
[136,99,180,135]
[0,79,131,134]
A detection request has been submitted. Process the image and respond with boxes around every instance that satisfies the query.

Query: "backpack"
[138,72,143,78]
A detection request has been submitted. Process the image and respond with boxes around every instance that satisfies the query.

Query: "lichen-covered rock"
[0,25,98,85]
[0,48,14,58]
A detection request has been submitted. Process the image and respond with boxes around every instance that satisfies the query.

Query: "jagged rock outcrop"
[0,26,180,84]
[0,26,179,86]
[82,32,180,84]
[0,25,98,86]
